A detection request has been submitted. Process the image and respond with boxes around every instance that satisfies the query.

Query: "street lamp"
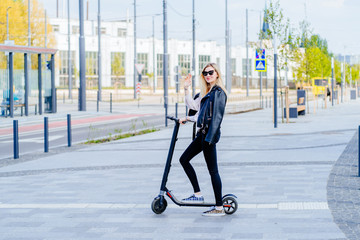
[6,7,12,41]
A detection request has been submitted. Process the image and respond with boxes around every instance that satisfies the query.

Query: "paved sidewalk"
[0,99,359,239]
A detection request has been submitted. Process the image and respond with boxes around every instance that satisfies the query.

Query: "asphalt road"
[0,114,166,160]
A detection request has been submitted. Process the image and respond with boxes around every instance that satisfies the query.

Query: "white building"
[50,17,294,91]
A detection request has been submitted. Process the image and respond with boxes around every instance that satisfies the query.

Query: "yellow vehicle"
[311,77,331,96]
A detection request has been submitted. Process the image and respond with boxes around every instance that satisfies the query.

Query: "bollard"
[359,125,360,177]
[266,96,268,108]
[13,120,19,159]
[175,103,178,118]
[35,104,37,115]
[97,91,99,112]
[44,117,49,153]
[110,93,113,113]
[67,114,72,147]
[63,92,65,104]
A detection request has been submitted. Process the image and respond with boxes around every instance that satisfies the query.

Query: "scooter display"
[151,116,238,215]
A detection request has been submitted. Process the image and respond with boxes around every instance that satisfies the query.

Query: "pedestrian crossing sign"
[256,48,265,59]
[255,59,266,72]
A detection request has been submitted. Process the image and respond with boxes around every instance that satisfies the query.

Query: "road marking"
[0,135,63,144]
[0,113,158,138]
[0,202,328,210]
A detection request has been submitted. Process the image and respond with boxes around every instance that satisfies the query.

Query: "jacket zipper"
[210,101,212,117]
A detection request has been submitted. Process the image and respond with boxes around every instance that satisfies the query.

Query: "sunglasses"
[202,70,215,76]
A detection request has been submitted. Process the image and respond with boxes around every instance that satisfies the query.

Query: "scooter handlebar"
[166,116,179,122]
[166,116,194,124]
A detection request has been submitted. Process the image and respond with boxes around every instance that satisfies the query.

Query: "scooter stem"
[160,120,180,192]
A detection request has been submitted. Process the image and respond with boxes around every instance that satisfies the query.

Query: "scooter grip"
[166,116,179,122]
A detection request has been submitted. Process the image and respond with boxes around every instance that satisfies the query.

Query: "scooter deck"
[166,191,216,207]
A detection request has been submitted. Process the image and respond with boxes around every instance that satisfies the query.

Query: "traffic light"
[46,60,52,70]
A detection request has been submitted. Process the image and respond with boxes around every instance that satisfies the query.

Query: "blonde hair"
[199,63,228,98]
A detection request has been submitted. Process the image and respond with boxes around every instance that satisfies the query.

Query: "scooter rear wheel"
[222,196,238,215]
[151,197,167,214]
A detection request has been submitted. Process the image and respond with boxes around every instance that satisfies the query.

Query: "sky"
[37,0,360,56]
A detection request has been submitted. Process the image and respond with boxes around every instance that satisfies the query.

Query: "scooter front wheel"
[151,196,167,214]
[222,196,238,215]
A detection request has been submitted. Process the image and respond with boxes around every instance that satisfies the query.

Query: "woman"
[179,63,227,216]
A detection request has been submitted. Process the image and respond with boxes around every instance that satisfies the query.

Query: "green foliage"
[0,0,56,70]
[85,128,159,144]
[111,53,125,77]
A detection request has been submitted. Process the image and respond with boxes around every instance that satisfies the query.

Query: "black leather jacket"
[197,85,227,144]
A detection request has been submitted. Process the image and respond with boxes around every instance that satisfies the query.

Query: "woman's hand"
[179,117,188,125]
[183,73,192,90]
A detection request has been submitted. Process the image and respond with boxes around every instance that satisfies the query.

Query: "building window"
[59,51,75,75]
[242,58,252,77]
[111,52,125,76]
[216,57,221,67]
[157,54,171,76]
[118,28,127,37]
[157,54,163,76]
[96,27,106,35]
[52,25,60,32]
[198,55,210,74]
[231,58,236,75]
[178,54,191,75]
[259,70,267,77]
[72,26,79,34]
[137,53,148,75]
[85,51,98,76]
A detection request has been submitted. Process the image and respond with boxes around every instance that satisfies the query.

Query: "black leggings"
[179,132,222,206]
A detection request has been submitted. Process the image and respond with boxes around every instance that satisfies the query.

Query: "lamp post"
[98,0,102,101]
[79,0,86,111]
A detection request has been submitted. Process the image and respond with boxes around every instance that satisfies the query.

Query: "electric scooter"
[151,116,238,215]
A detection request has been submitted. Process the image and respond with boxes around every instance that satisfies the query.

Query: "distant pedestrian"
[179,63,227,216]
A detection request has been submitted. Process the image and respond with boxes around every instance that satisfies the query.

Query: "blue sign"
[256,49,265,59]
[255,59,266,72]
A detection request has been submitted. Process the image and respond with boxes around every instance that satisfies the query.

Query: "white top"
[185,93,201,122]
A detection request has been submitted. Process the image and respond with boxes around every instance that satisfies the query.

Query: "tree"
[111,53,125,78]
[0,0,56,70]
[261,0,298,86]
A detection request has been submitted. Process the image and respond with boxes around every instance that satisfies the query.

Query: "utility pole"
[259,11,263,105]
[163,0,169,127]
[79,0,86,111]
[343,48,346,101]
[153,16,156,93]
[98,0,102,101]
[331,57,334,106]
[273,36,278,128]
[341,62,343,103]
[246,8,249,96]
[225,0,230,92]
[133,0,137,99]
[192,0,196,97]
[68,0,72,99]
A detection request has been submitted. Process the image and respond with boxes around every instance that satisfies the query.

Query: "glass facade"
[242,58,252,77]
[59,51,76,88]
[178,54,191,75]
[199,55,211,74]
[137,53,148,75]
[111,52,126,86]
[231,58,236,75]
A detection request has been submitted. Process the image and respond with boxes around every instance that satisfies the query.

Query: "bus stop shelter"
[0,44,57,118]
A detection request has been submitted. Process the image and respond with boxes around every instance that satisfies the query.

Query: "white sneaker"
[202,206,225,217]
[181,194,204,204]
